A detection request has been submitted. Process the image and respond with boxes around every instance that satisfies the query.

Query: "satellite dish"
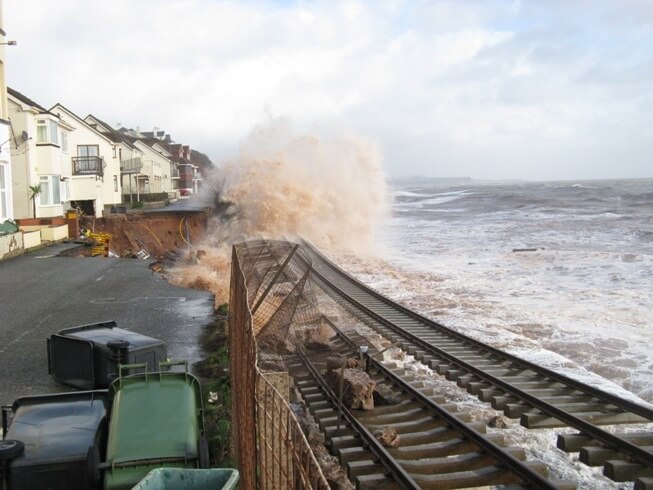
[21,131,29,142]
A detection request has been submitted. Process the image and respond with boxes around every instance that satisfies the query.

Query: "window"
[0,164,8,220]
[36,119,59,145]
[113,175,118,192]
[39,175,61,206]
[77,145,99,157]
[61,130,68,153]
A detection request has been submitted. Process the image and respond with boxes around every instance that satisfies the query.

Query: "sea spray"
[169,119,389,305]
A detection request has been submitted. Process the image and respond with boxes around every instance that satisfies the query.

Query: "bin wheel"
[86,444,101,488]
[198,436,210,468]
[0,440,24,461]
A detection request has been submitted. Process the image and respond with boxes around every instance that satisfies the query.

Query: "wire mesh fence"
[229,240,330,489]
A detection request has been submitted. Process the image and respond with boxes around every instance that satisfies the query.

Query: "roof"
[86,114,137,148]
[49,103,115,145]
[7,87,53,115]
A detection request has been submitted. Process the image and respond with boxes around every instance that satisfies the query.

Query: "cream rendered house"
[7,88,75,219]
[0,8,13,224]
[50,104,122,217]
[131,139,173,198]
[84,115,145,202]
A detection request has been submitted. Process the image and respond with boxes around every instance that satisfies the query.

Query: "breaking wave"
[170,118,388,305]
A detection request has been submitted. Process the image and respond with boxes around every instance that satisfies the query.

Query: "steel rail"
[321,316,559,489]
[300,241,653,471]
[297,348,420,490]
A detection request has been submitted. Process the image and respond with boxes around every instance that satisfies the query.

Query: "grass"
[196,303,233,467]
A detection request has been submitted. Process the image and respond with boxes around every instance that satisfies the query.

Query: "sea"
[331,178,653,486]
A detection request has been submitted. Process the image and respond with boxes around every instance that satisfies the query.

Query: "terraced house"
[7,89,75,220]
[49,104,123,217]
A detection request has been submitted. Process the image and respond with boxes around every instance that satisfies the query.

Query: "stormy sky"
[5,1,653,180]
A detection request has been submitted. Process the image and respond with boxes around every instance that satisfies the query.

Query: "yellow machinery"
[84,230,112,257]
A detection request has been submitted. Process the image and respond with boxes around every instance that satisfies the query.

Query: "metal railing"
[230,240,329,490]
[72,156,104,177]
[120,157,143,173]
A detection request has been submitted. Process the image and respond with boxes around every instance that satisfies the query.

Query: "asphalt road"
[0,243,215,406]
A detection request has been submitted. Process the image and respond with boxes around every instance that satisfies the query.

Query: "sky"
[5,0,653,181]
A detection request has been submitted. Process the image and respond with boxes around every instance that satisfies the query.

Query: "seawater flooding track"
[299,241,653,488]
[290,318,564,489]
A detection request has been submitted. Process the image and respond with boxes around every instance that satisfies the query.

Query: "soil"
[75,211,208,259]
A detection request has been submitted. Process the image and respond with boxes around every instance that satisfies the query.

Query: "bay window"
[0,164,8,220]
[39,175,61,206]
[36,119,59,145]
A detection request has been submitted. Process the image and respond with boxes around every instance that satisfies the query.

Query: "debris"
[373,384,401,405]
[325,356,361,372]
[302,323,334,351]
[325,368,375,411]
[487,415,511,428]
[512,248,540,253]
[374,427,400,448]
[136,249,150,260]
[148,260,163,273]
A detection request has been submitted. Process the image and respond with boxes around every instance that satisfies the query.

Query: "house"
[168,143,203,196]
[130,138,174,199]
[7,88,75,220]
[0,7,13,225]
[49,104,122,217]
[84,115,146,203]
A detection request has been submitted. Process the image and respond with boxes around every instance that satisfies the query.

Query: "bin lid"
[6,391,108,468]
[106,372,203,465]
[58,321,165,349]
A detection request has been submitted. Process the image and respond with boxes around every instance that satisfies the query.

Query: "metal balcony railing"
[72,156,104,177]
[120,157,143,173]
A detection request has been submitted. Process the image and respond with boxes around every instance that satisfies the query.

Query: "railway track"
[289,319,570,489]
[299,241,653,488]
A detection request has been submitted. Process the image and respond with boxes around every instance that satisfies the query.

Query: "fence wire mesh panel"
[230,240,330,489]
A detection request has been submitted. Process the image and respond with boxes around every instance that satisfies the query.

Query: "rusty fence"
[229,239,329,489]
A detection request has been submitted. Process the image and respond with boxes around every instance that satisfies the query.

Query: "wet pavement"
[0,242,214,406]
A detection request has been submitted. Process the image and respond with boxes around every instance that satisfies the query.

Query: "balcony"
[72,156,104,178]
[120,157,143,174]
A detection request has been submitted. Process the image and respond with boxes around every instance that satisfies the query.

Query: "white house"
[131,139,173,197]
[50,104,122,217]
[0,8,13,224]
[84,114,145,203]
[7,88,75,219]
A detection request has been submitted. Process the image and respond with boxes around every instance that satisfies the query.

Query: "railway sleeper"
[388,436,485,459]
[356,473,399,490]
[466,381,491,395]
[330,434,361,450]
[397,424,487,445]
[604,460,653,482]
[411,464,532,489]
[580,446,630,466]
[365,416,452,434]
[356,406,427,425]
[558,431,653,452]
[635,476,653,490]
[338,446,375,464]
[521,410,648,429]
[396,451,499,474]
[479,387,505,402]
[346,459,387,480]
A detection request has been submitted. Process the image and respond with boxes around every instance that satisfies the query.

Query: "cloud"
[5,0,653,180]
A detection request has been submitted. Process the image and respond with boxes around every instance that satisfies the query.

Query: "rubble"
[487,415,511,429]
[374,427,400,448]
[325,368,376,411]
